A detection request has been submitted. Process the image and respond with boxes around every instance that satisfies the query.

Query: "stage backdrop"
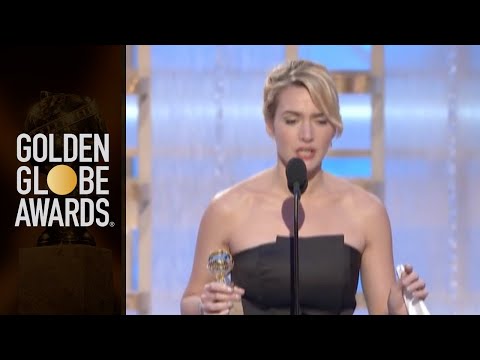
[127,45,480,315]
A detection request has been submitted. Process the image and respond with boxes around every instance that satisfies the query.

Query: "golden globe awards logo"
[15,133,110,227]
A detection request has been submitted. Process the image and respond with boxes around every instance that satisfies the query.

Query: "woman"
[180,59,428,315]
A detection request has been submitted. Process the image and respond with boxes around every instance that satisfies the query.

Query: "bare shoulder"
[326,173,389,225]
[204,169,271,224]
[326,174,391,255]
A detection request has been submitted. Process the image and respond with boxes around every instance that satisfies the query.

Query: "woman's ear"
[265,118,274,138]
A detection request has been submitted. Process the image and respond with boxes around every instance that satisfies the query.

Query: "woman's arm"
[360,196,428,315]
[180,194,234,315]
[359,197,407,315]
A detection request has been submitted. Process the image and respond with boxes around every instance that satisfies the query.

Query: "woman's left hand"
[388,264,429,315]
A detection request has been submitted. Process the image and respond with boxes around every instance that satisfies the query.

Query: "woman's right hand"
[199,282,245,315]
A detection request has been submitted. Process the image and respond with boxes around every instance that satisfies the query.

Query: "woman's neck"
[271,161,327,198]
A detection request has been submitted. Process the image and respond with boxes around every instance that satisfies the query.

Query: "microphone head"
[286,157,308,195]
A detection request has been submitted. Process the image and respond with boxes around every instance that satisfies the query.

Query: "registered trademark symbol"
[109,222,115,227]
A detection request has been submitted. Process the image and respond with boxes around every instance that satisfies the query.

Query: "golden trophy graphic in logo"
[17,91,114,315]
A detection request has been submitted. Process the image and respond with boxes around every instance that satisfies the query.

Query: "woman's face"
[266,85,335,175]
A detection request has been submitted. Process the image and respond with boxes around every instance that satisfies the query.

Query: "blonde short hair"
[263,59,343,137]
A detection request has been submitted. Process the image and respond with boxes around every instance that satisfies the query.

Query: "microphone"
[286,157,308,197]
[285,157,308,315]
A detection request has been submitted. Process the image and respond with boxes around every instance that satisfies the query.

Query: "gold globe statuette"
[207,249,234,285]
[206,249,243,315]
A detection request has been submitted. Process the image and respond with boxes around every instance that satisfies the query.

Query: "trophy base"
[18,244,114,315]
[37,227,96,247]
[229,300,244,315]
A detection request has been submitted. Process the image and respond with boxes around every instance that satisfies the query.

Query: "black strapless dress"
[231,235,362,315]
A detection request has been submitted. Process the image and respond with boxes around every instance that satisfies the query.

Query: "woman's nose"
[299,121,313,142]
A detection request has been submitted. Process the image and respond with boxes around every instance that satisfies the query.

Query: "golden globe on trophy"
[207,249,234,285]
[207,249,243,315]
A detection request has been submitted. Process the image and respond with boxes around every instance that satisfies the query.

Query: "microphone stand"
[290,182,301,315]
